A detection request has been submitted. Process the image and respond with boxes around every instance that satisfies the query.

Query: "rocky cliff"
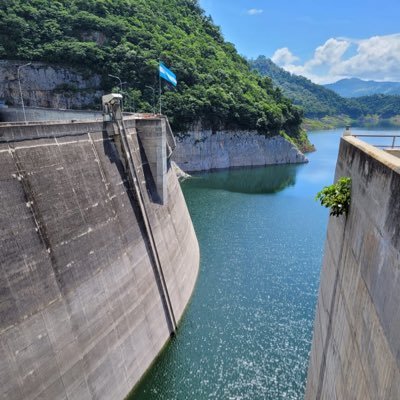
[0,60,103,109]
[173,129,307,172]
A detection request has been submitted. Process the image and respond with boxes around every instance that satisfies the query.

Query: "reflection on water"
[189,165,298,195]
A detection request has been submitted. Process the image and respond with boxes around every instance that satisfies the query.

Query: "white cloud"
[271,47,299,65]
[332,34,400,81]
[247,9,263,16]
[306,38,350,68]
[271,34,400,84]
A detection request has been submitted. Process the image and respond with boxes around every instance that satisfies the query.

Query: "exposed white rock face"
[0,60,103,109]
[172,129,307,172]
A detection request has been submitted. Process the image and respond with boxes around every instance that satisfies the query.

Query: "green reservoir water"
[130,128,394,399]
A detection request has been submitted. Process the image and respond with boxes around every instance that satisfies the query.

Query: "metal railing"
[349,133,400,149]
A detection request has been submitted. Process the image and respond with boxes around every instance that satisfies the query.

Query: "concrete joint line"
[106,117,177,334]
[315,217,349,400]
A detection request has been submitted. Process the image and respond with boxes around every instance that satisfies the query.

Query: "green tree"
[0,0,310,149]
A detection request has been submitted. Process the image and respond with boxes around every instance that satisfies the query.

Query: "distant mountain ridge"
[249,56,400,126]
[324,78,400,98]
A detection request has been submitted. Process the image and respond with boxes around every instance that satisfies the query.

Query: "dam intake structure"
[0,97,199,399]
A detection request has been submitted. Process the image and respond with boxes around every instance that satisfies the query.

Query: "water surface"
[130,128,392,399]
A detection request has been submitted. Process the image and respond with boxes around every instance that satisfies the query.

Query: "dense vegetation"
[325,78,400,98]
[356,94,400,118]
[316,177,351,217]
[249,56,361,118]
[250,56,400,125]
[0,0,308,147]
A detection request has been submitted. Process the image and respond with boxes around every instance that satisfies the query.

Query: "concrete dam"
[305,134,400,399]
[0,100,200,399]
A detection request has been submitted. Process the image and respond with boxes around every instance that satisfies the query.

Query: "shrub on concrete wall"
[316,177,352,217]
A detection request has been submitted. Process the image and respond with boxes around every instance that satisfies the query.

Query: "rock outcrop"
[173,129,307,172]
[0,60,103,109]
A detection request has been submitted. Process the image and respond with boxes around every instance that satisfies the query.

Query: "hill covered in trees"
[0,0,309,148]
[249,56,400,127]
[249,56,361,118]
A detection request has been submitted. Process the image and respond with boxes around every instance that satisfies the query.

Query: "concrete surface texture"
[0,106,103,124]
[0,116,200,400]
[305,136,400,399]
[385,148,400,159]
[172,129,307,172]
[0,60,103,109]
[135,118,168,205]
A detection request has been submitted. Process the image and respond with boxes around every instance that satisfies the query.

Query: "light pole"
[108,74,127,111]
[108,74,126,91]
[17,62,31,124]
[145,85,156,114]
[123,92,135,113]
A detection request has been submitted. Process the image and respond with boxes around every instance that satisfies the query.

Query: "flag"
[159,62,177,87]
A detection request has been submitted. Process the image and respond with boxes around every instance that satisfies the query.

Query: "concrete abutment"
[305,136,400,399]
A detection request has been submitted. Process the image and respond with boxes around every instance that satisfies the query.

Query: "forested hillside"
[249,56,361,118]
[357,94,400,117]
[0,0,308,147]
[249,56,400,126]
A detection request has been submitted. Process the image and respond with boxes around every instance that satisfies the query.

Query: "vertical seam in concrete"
[315,216,348,400]
[53,137,88,225]
[9,145,53,255]
[87,133,117,207]
[40,308,70,399]
[109,119,177,334]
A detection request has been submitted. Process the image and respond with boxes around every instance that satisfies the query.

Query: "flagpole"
[159,61,162,115]
[158,61,177,115]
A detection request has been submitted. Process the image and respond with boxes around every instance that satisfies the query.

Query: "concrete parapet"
[305,136,400,399]
[0,106,103,123]
[385,148,400,159]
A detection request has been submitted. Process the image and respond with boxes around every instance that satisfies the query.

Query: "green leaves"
[250,56,400,122]
[249,56,363,119]
[316,177,352,217]
[1,0,308,142]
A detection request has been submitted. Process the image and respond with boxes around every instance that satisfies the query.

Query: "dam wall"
[0,116,199,399]
[0,106,103,123]
[173,129,307,172]
[305,136,400,399]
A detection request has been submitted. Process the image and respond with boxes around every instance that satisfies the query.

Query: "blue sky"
[199,0,400,83]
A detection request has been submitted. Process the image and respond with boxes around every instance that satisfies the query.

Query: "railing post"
[392,136,396,148]
[343,125,352,137]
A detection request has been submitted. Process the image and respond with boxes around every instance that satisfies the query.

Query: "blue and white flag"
[159,62,177,87]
